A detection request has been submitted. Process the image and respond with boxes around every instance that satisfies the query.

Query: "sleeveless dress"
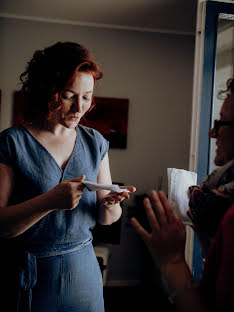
[0,125,109,312]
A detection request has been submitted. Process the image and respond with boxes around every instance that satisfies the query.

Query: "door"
[189,0,234,281]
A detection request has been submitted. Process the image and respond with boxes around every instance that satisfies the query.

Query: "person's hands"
[131,190,186,270]
[100,186,136,208]
[48,175,85,211]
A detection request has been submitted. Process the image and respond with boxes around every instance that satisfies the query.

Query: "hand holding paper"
[167,168,197,225]
[82,181,130,193]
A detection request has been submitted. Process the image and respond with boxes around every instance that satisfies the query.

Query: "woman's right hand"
[0,165,85,238]
[48,175,85,211]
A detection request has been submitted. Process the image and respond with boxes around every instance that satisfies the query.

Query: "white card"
[82,181,130,193]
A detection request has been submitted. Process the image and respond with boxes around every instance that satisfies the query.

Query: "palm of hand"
[146,218,186,268]
[131,190,186,269]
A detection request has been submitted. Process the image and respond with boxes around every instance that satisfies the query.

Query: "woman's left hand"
[100,186,136,207]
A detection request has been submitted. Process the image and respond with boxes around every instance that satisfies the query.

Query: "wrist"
[98,202,122,224]
[39,190,56,213]
[161,260,193,293]
[100,200,120,210]
[161,256,186,274]
[168,281,199,304]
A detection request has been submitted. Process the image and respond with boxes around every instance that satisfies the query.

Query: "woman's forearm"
[0,176,84,238]
[97,202,122,225]
[0,191,56,238]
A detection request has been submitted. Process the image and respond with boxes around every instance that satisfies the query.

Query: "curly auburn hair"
[218,78,234,100]
[20,41,103,122]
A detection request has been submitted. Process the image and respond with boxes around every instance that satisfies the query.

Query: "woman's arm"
[212,205,234,310]
[131,190,208,312]
[96,153,135,225]
[0,162,84,238]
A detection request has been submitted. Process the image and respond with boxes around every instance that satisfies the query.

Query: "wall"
[0,17,195,285]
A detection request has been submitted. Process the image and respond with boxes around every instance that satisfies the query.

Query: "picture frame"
[81,96,129,149]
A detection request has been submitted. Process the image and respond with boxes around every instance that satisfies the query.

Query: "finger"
[76,189,84,196]
[118,192,130,199]
[80,175,86,182]
[120,186,136,193]
[158,191,175,223]
[115,194,124,202]
[102,198,108,205]
[174,215,184,228]
[143,197,160,231]
[107,195,124,205]
[70,175,86,183]
[77,184,84,190]
[103,196,115,205]
[131,217,151,243]
[75,194,83,204]
[76,176,86,190]
[105,191,129,200]
[149,190,168,227]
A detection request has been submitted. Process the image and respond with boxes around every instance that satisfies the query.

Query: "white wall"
[0,17,195,285]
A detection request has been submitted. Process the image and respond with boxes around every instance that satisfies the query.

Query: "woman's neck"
[24,120,76,137]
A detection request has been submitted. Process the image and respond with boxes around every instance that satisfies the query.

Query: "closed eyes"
[61,92,92,102]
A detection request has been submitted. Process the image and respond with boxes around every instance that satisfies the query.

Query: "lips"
[67,115,80,120]
[216,144,223,154]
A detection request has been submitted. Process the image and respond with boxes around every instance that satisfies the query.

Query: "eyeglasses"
[212,119,234,136]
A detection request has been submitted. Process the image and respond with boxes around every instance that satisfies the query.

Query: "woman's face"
[209,93,234,166]
[54,71,94,128]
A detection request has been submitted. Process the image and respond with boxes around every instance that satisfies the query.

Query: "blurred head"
[209,78,234,166]
[20,41,103,123]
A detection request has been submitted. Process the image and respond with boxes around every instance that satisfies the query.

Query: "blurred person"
[131,78,234,312]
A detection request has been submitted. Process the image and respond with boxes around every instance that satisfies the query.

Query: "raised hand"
[131,190,186,270]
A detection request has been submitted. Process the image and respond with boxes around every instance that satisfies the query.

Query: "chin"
[63,119,80,128]
[214,155,225,167]
[214,150,221,166]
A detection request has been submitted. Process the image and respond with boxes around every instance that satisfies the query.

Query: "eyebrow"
[65,89,93,94]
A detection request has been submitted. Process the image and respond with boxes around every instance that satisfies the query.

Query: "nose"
[72,96,82,113]
[209,126,217,138]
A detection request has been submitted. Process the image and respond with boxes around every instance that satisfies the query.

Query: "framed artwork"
[12,91,25,126]
[12,92,129,149]
[81,96,129,149]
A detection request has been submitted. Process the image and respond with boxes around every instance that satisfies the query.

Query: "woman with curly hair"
[0,41,135,312]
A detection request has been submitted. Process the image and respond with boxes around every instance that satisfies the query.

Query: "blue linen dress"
[0,125,109,312]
